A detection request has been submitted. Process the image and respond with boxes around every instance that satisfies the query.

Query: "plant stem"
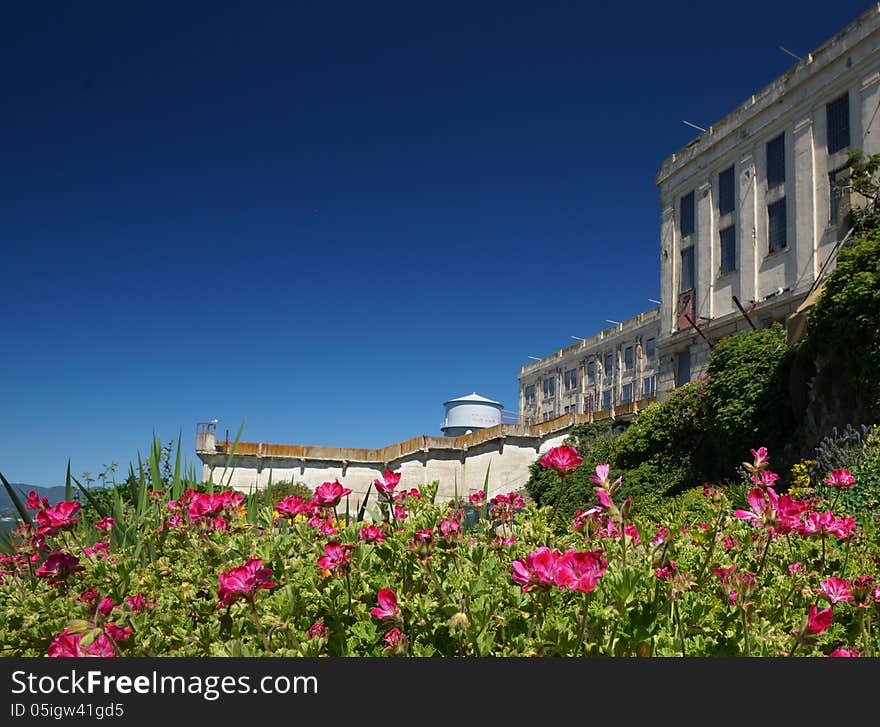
[756,534,772,577]
[248,600,271,653]
[579,592,590,657]
[673,599,686,657]
[345,572,354,622]
[741,608,751,657]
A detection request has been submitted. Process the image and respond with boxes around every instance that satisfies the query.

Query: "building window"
[603,353,614,378]
[621,383,633,404]
[676,351,691,388]
[643,375,657,399]
[680,191,695,237]
[583,394,594,413]
[829,166,848,225]
[586,360,596,384]
[720,225,736,275]
[542,377,556,399]
[827,93,850,154]
[766,133,785,189]
[680,246,695,292]
[563,368,579,392]
[601,389,612,410]
[645,337,656,359]
[719,165,735,215]
[624,346,634,370]
[768,198,787,253]
[524,384,536,406]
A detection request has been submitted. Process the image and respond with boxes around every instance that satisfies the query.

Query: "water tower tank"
[441,393,504,437]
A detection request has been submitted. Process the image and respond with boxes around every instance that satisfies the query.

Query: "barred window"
[542,377,556,398]
[643,375,657,399]
[680,246,695,292]
[621,383,633,404]
[827,93,850,154]
[563,368,579,391]
[718,165,735,215]
[720,225,736,275]
[645,337,656,359]
[603,353,614,378]
[601,389,612,410]
[587,360,596,384]
[768,198,787,253]
[766,133,785,188]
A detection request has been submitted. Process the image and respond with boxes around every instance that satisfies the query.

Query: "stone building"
[518,307,660,424]
[655,5,880,392]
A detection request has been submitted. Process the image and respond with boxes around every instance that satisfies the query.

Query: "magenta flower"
[817,577,853,605]
[370,588,401,622]
[554,549,607,593]
[47,629,115,658]
[374,470,401,498]
[104,623,133,641]
[316,540,355,574]
[824,469,855,490]
[307,621,330,640]
[788,562,803,576]
[751,447,769,467]
[97,596,116,617]
[216,558,276,609]
[94,517,116,532]
[807,605,834,634]
[723,536,738,550]
[382,627,409,656]
[35,501,81,536]
[492,535,516,548]
[35,550,84,584]
[654,561,678,581]
[712,565,737,585]
[750,470,780,487]
[801,511,856,540]
[733,487,779,529]
[358,525,385,543]
[488,492,524,521]
[439,513,462,542]
[540,445,584,478]
[313,480,352,508]
[468,489,486,507]
[828,647,859,657]
[83,541,111,560]
[409,529,435,560]
[26,491,50,511]
[125,593,147,613]
[275,495,306,518]
[511,547,562,593]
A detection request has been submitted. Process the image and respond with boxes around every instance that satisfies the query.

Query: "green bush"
[703,324,792,479]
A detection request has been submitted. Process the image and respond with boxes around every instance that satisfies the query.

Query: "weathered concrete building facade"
[518,308,660,425]
[655,5,880,391]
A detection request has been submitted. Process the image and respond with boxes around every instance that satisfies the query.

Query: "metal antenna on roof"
[778,45,803,61]
[682,120,707,133]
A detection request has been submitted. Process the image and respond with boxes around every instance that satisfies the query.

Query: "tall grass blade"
[65,459,72,503]
[0,471,31,525]
[172,431,183,500]
[72,474,108,519]
[356,483,372,522]
[221,421,246,491]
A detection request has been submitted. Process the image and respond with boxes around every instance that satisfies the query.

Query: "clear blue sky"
[2,1,872,487]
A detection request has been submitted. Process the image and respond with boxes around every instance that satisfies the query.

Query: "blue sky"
[2,1,872,487]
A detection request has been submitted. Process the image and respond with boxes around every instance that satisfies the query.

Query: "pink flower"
[313,480,352,508]
[511,547,562,593]
[654,561,678,580]
[439,513,462,542]
[104,623,132,641]
[35,550,84,584]
[492,535,516,548]
[650,527,670,548]
[370,588,401,622]
[712,565,737,585]
[750,447,769,468]
[807,605,833,634]
[817,577,853,605]
[35,501,81,536]
[382,628,409,656]
[95,517,116,532]
[468,490,486,507]
[828,647,859,657]
[26,491,49,511]
[374,470,401,498]
[849,576,876,608]
[540,445,583,478]
[97,596,116,617]
[787,562,803,576]
[554,549,607,593]
[216,558,276,609]
[750,470,780,487]
[801,512,856,540]
[409,529,435,560]
[316,540,355,574]
[275,495,306,518]
[596,489,615,511]
[307,621,329,640]
[733,487,779,529]
[125,593,147,613]
[358,525,385,543]
[824,469,855,490]
[47,629,115,658]
[723,536,738,551]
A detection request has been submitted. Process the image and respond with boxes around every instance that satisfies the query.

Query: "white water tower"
[440,393,504,437]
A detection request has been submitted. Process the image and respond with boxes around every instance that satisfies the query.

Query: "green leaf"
[0,471,32,525]
[72,474,108,519]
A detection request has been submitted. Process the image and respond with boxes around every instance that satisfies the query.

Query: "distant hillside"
[0,484,70,519]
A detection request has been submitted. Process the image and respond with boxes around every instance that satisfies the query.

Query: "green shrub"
[703,324,792,479]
